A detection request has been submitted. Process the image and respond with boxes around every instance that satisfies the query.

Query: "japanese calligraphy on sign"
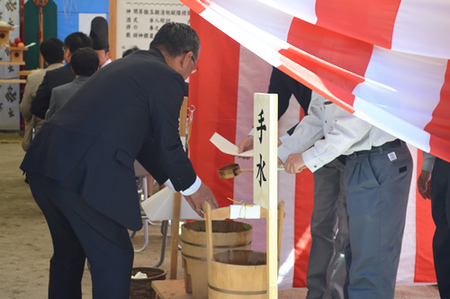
[256,153,267,187]
[116,0,190,57]
[253,93,278,209]
[256,109,266,144]
[0,1,21,130]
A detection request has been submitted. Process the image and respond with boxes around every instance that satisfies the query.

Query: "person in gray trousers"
[280,92,412,299]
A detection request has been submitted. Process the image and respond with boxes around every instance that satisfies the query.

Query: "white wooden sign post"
[253,93,278,298]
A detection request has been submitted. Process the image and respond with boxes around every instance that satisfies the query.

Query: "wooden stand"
[0,26,14,46]
[204,201,284,298]
[8,46,28,64]
[152,280,191,299]
[0,44,28,84]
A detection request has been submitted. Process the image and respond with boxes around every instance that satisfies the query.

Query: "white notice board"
[114,0,191,58]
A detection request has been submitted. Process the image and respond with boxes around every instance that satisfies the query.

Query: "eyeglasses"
[191,56,199,74]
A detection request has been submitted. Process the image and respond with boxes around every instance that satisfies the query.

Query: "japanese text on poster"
[116,0,190,56]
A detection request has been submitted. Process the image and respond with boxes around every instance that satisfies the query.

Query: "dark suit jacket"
[21,49,197,230]
[268,67,312,135]
[46,76,91,120]
[31,64,76,119]
[268,67,311,118]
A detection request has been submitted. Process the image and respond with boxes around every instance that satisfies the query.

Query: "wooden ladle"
[218,163,287,179]
[218,163,252,179]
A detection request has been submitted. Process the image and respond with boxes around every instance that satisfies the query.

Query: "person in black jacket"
[21,23,218,298]
[418,153,450,298]
[238,71,349,298]
[31,32,92,119]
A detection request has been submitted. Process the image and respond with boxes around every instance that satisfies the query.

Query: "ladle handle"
[237,167,285,174]
[236,168,253,174]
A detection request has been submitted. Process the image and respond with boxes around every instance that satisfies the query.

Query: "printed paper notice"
[210,132,253,158]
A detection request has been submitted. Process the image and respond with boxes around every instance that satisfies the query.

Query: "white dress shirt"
[278,92,397,172]
[421,151,436,172]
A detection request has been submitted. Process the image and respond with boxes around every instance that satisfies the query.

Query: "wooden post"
[253,93,278,298]
[169,96,188,279]
[108,0,117,60]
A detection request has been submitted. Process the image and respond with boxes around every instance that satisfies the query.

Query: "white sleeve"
[303,107,371,172]
[164,176,202,196]
[277,96,324,162]
[421,151,435,172]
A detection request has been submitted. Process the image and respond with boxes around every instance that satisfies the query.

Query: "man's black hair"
[70,48,99,77]
[150,23,200,60]
[40,37,64,65]
[122,46,140,58]
[64,32,93,55]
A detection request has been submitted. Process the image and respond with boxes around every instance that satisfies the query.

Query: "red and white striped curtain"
[183,0,450,162]
[184,1,442,288]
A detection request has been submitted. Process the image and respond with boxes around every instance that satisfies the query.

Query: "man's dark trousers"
[27,172,134,299]
[431,158,450,299]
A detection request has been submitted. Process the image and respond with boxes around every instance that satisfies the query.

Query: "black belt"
[351,139,402,157]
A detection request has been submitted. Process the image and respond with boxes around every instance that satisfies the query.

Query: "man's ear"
[65,50,73,63]
[182,51,193,68]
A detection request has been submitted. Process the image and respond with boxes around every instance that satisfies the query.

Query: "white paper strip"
[210,132,253,157]
[141,187,201,221]
[230,204,261,219]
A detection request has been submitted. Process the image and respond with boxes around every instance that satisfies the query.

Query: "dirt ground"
[0,134,441,298]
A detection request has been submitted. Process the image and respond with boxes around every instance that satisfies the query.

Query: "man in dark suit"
[21,23,218,298]
[46,48,99,119]
[31,32,92,119]
[418,152,450,298]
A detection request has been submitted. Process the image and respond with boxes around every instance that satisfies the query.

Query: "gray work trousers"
[306,158,350,299]
[345,141,412,299]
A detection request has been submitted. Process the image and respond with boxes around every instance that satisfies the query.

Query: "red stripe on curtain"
[284,17,373,108]
[180,0,208,14]
[414,151,437,282]
[278,57,356,114]
[293,170,315,287]
[189,12,241,207]
[426,61,450,162]
[315,0,401,49]
[292,108,315,287]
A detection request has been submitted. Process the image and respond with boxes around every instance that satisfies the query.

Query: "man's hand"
[237,136,282,155]
[184,182,218,217]
[237,136,254,156]
[417,170,432,199]
[284,153,306,174]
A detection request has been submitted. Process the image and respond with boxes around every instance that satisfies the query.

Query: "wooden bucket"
[180,220,252,299]
[204,201,285,299]
[209,250,267,298]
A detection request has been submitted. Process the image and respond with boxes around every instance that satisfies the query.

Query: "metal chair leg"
[151,220,169,267]
[133,218,151,252]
